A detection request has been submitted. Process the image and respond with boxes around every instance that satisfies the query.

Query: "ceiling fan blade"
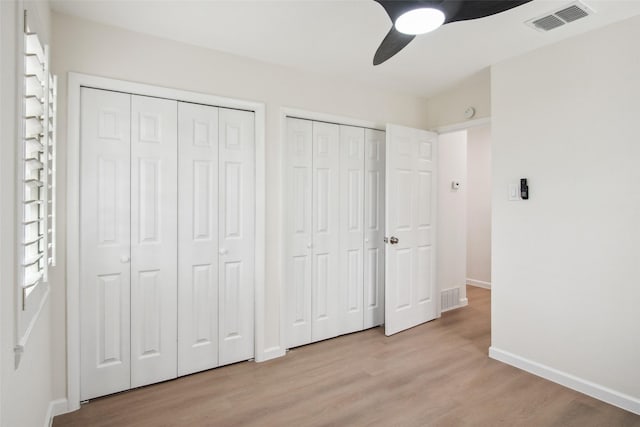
[373,27,415,66]
[444,0,533,24]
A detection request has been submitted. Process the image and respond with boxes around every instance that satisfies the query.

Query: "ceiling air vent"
[532,15,565,31]
[555,4,590,22]
[526,1,594,32]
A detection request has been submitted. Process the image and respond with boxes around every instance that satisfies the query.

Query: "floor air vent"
[441,287,460,312]
[526,1,593,32]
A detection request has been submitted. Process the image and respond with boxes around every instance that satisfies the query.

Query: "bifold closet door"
[364,129,385,328]
[339,125,365,334]
[285,117,313,348]
[218,108,255,365]
[177,102,219,376]
[130,95,178,388]
[311,121,341,342]
[339,127,385,333]
[80,88,132,400]
[82,90,255,396]
[285,119,386,349]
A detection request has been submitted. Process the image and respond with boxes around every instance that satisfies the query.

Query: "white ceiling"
[50,0,640,98]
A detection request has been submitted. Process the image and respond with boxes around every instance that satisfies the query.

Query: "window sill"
[14,282,50,369]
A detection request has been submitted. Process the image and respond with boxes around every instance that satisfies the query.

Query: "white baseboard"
[45,398,69,427]
[467,278,491,289]
[256,346,286,362]
[489,347,640,415]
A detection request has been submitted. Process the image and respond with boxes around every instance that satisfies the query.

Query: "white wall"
[1,1,56,426]
[426,68,491,129]
[50,12,431,403]
[437,130,467,306]
[466,125,492,286]
[491,15,640,412]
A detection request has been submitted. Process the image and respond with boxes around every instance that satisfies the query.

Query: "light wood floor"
[55,287,640,426]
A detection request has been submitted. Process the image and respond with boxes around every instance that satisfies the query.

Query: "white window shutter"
[20,10,56,306]
[22,25,47,299]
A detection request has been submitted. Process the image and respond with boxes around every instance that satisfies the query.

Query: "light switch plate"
[508,184,520,201]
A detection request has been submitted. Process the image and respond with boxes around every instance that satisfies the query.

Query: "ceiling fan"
[373,0,533,65]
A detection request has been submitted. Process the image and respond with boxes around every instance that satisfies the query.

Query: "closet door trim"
[67,73,266,411]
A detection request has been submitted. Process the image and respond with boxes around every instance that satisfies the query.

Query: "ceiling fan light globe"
[394,8,445,35]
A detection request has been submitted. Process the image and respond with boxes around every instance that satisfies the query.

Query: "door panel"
[218,108,255,365]
[364,129,385,328]
[385,124,437,336]
[177,102,219,376]
[285,118,313,348]
[80,88,131,400]
[138,270,161,355]
[339,125,364,334]
[130,95,178,387]
[311,122,341,342]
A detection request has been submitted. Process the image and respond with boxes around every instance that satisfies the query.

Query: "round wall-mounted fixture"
[464,107,476,119]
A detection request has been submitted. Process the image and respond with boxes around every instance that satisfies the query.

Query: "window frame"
[15,7,57,364]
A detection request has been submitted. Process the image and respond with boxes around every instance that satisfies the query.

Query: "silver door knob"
[120,255,130,263]
[219,248,228,255]
[387,236,399,245]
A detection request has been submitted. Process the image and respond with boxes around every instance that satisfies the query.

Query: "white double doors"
[285,118,385,348]
[80,88,255,400]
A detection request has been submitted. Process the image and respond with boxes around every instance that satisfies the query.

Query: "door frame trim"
[281,107,385,132]
[66,72,266,411]
[433,117,491,135]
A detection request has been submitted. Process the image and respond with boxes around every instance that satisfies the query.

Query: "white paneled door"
[285,118,386,349]
[178,104,255,371]
[177,102,219,376]
[218,108,255,365]
[80,88,132,400]
[81,88,256,399]
[285,117,313,348]
[311,121,341,342]
[339,125,365,334]
[385,124,438,336]
[364,129,385,329]
[130,95,178,387]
